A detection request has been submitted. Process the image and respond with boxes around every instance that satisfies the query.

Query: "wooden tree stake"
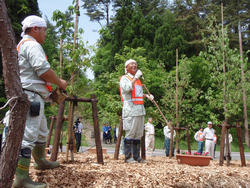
[114,117,123,160]
[91,94,104,164]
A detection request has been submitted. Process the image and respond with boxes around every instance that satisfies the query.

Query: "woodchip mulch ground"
[29,153,250,188]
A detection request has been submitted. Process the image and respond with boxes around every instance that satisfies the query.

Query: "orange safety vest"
[214,134,217,143]
[198,132,203,141]
[17,39,52,92]
[120,75,144,105]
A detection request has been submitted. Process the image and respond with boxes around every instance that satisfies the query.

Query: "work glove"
[146,94,154,101]
[134,69,143,79]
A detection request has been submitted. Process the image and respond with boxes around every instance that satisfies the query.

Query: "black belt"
[206,139,213,141]
[23,89,43,99]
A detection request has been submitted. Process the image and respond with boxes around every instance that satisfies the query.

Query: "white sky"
[37,0,101,79]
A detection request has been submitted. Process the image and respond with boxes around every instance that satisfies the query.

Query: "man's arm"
[40,68,67,90]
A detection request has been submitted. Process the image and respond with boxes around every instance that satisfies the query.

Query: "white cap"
[21,15,47,37]
[207,121,213,125]
[125,59,136,74]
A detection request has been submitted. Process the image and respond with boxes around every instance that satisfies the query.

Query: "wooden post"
[91,94,103,164]
[66,101,74,161]
[141,129,146,160]
[225,129,230,166]
[51,101,65,162]
[236,122,246,166]
[114,118,123,160]
[46,115,56,148]
[72,103,77,153]
[175,48,180,154]
[219,121,227,166]
[186,128,191,154]
[238,23,249,148]
[169,122,174,159]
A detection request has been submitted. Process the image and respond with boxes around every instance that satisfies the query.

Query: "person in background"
[113,125,117,143]
[107,122,112,144]
[163,120,176,157]
[145,117,155,156]
[102,123,108,144]
[194,127,204,155]
[119,59,154,163]
[214,130,217,158]
[224,130,233,160]
[73,117,83,152]
[13,15,67,188]
[202,121,215,159]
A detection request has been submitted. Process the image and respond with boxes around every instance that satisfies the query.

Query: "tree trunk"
[0,1,30,187]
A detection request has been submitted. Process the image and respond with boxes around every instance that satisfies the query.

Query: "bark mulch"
[29,153,250,188]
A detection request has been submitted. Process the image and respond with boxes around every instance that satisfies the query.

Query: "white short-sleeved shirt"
[163,126,176,139]
[74,123,83,133]
[202,127,214,140]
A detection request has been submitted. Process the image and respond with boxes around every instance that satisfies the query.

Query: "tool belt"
[50,87,68,104]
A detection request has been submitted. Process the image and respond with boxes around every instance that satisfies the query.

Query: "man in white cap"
[119,59,154,163]
[145,117,155,156]
[202,121,215,159]
[13,15,67,188]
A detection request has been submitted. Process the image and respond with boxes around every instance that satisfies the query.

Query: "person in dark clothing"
[107,122,112,143]
[73,117,83,152]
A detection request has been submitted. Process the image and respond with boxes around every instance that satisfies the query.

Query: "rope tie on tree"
[0,97,19,123]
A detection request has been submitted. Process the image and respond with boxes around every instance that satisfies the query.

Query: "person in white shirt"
[224,130,233,160]
[145,117,155,156]
[194,127,203,155]
[202,121,215,159]
[163,120,176,156]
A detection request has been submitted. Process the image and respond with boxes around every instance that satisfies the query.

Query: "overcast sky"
[37,0,101,79]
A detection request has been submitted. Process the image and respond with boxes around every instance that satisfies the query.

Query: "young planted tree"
[200,16,247,123]
[161,56,210,136]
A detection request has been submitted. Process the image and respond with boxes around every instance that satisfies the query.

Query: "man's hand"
[41,69,67,90]
[58,79,67,90]
[134,69,143,79]
[146,94,154,101]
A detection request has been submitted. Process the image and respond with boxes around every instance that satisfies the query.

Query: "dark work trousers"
[75,133,82,152]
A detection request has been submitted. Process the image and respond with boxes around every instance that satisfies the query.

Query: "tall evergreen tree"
[81,0,112,26]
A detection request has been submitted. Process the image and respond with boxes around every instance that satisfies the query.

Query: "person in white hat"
[119,59,154,163]
[13,15,67,188]
[202,121,215,159]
